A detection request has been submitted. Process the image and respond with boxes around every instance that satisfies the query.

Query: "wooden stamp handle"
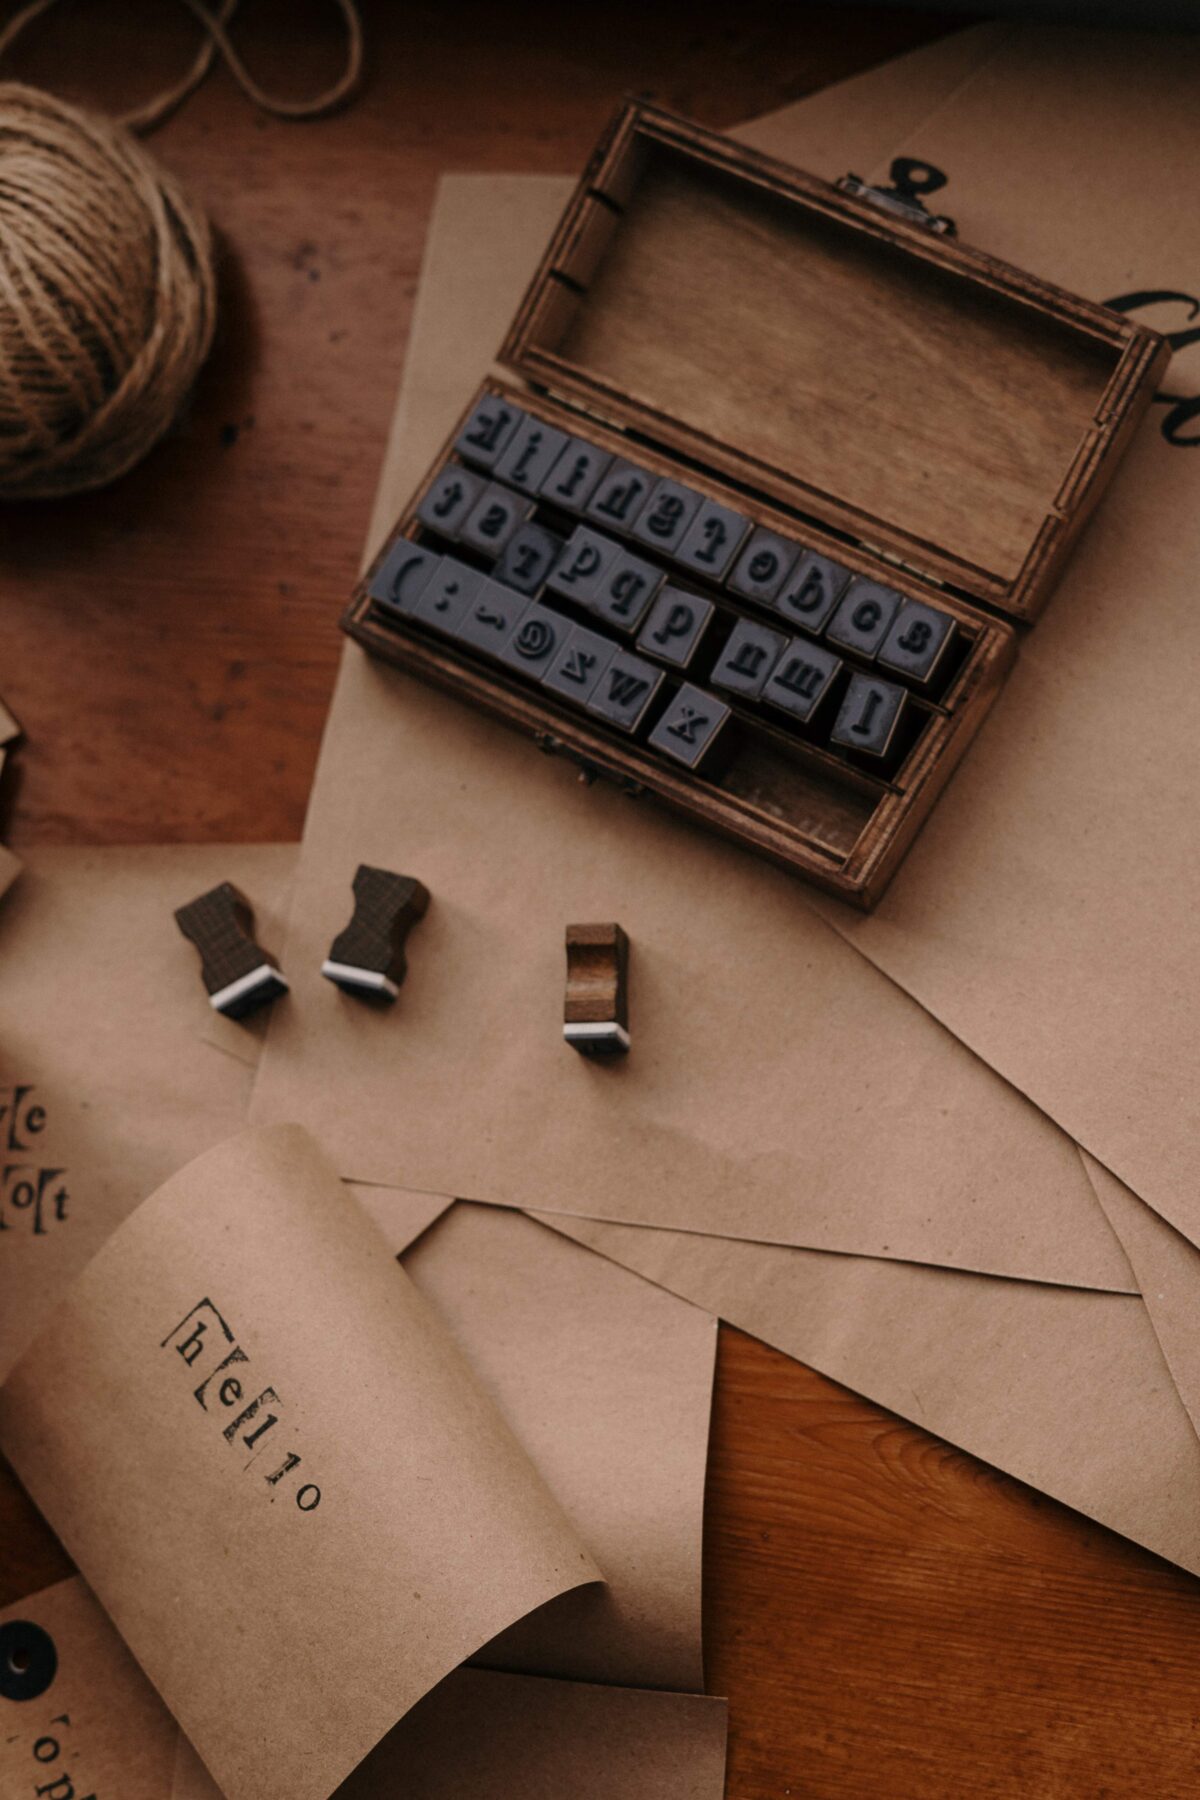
[564,922,630,1056]
[174,882,288,1019]
[322,865,430,1002]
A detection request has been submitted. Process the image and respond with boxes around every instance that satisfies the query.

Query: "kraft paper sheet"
[0,1126,598,1800]
[0,1576,727,1800]
[0,843,291,1380]
[246,172,1132,1293]
[808,27,1200,1260]
[402,1199,714,1692]
[173,1673,727,1800]
[542,1207,1200,1579]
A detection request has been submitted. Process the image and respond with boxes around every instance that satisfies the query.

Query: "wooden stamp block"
[454,396,525,469]
[878,599,958,688]
[451,578,528,658]
[540,438,613,512]
[541,623,617,704]
[409,556,486,636]
[727,527,801,605]
[762,639,843,724]
[586,460,656,533]
[415,463,486,538]
[826,580,904,659]
[458,484,533,558]
[775,551,851,634]
[545,524,620,607]
[494,522,564,594]
[585,649,664,733]
[367,541,443,619]
[174,882,288,1020]
[830,672,909,760]
[591,549,663,633]
[497,603,572,680]
[673,499,751,580]
[636,585,714,669]
[711,618,787,698]
[322,865,430,1003]
[647,683,731,770]
[494,417,571,493]
[629,477,704,554]
[564,922,630,1057]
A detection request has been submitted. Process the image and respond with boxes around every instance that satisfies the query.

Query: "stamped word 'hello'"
[161,1298,321,1513]
[0,1085,67,1237]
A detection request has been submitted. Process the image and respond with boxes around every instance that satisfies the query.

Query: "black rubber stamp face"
[591,550,663,633]
[647,683,731,770]
[494,419,570,493]
[711,618,787,698]
[629,478,703,554]
[541,623,616,704]
[539,438,613,512]
[367,541,442,617]
[409,556,485,636]
[0,1620,57,1703]
[415,463,485,538]
[727,528,801,605]
[826,581,903,659]
[878,599,957,687]
[830,672,908,760]
[453,397,524,469]
[586,461,655,531]
[775,552,851,634]
[673,500,751,580]
[762,640,843,724]
[497,603,570,679]
[636,585,714,669]
[545,525,620,607]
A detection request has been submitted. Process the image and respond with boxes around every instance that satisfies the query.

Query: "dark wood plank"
[18,9,1200,1800]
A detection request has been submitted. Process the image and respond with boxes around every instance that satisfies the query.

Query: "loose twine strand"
[0,0,364,131]
[0,1,363,498]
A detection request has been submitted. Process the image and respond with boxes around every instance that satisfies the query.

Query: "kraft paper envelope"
[805,27,1200,1257]
[401,1199,714,1692]
[0,1578,179,1800]
[247,178,1133,1293]
[0,843,292,1380]
[174,1672,728,1800]
[0,1126,598,1800]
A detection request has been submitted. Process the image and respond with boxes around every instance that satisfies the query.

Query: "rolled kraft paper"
[0,1124,599,1800]
[0,82,216,499]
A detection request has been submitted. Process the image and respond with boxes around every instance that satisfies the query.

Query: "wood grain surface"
[5,5,1200,1797]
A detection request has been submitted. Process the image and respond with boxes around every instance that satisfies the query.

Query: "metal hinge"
[838,158,956,237]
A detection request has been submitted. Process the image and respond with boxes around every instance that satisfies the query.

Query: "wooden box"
[343,101,1167,908]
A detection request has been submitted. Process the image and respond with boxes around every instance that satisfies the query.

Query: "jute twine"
[0,0,363,500]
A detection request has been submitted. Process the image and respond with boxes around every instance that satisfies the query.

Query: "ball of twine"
[0,81,216,500]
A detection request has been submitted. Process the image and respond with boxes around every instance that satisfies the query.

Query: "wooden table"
[4,6,1199,1796]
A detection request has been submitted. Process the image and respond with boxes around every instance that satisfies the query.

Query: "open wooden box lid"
[500,101,1165,624]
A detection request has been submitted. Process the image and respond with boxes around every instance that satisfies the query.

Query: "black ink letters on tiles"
[161,1299,321,1513]
[0,1086,67,1236]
